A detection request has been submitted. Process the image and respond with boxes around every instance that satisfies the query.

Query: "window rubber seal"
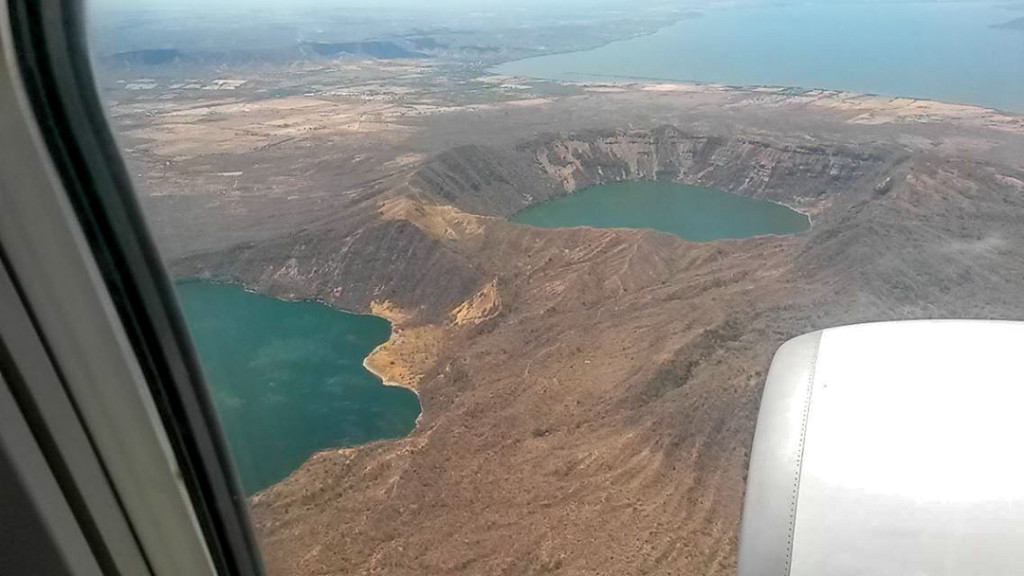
[4,1,265,574]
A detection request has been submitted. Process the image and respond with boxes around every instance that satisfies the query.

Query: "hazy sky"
[90,0,1008,14]
[90,0,641,12]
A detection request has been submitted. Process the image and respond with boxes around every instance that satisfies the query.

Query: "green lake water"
[175,281,421,494]
[512,181,809,241]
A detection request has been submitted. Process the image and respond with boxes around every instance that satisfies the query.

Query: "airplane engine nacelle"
[738,321,1024,576]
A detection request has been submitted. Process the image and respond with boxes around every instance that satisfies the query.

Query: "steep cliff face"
[171,218,483,324]
[525,126,895,204]
[409,126,897,221]
[410,144,562,217]
[169,125,906,331]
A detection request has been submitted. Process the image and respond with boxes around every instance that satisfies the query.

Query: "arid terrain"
[102,39,1024,576]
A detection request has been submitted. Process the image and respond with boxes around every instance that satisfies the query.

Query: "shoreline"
[509,180,814,242]
[491,70,1022,119]
[485,11,701,77]
[173,277,424,417]
[363,343,425,428]
[485,2,1024,116]
[362,344,421,397]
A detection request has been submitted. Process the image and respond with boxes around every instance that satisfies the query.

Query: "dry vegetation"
[111,60,1024,575]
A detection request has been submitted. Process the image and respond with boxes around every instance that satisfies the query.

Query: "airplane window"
[84,0,1024,574]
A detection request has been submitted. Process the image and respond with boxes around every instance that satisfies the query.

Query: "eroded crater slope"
[135,86,1024,576]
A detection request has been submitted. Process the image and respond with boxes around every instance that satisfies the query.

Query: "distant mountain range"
[104,40,428,68]
[300,41,426,59]
[992,16,1024,30]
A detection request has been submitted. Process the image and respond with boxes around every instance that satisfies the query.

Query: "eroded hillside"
[126,84,1024,575]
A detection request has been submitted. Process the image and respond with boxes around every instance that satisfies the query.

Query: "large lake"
[512,181,809,241]
[176,281,421,494]
[494,2,1024,112]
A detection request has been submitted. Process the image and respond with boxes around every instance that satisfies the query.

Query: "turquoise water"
[494,2,1024,112]
[176,281,421,494]
[512,181,810,241]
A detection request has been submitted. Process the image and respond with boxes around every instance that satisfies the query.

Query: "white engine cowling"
[738,320,1024,576]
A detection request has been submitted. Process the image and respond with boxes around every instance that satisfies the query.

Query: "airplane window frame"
[2,0,264,573]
